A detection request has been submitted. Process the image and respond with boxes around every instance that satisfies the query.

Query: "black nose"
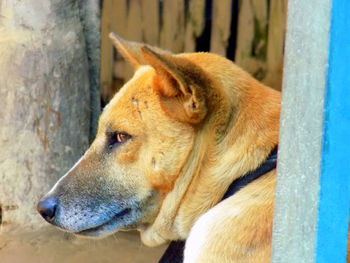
[37,196,57,223]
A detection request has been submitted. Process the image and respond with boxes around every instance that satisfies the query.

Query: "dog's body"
[38,34,285,262]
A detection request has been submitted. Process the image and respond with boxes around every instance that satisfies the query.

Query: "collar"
[221,146,278,201]
[158,146,278,263]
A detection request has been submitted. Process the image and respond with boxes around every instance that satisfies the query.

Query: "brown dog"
[38,33,282,262]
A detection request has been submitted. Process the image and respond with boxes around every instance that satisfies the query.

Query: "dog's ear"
[141,46,207,124]
[109,32,171,70]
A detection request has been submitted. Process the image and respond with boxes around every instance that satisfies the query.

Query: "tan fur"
[184,171,275,263]
[137,51,280,250]
[106,35,280,261]
[40,35,349,262]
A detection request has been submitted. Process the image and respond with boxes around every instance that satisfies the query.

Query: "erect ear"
[109,32,171,70]
[141,46,207,124]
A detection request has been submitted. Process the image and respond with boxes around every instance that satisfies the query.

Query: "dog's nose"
[37,196,57,223]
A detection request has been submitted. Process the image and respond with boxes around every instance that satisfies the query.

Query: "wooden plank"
[235,0,255,65]
[125,0,143,42]
[210,0,232,56]
[263,0,288,90]
[100,0,127,102]
[184,0,205,52]
[100,0,114,102]
[141,0,159,46]
[112,0,127,37]
[159,0,185,52]
[121,0,144,81]
[234,0,268,80]
[271,0,350,261]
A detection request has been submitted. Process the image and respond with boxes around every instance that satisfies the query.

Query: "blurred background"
[0,0,287,262]
[100,0,286,105]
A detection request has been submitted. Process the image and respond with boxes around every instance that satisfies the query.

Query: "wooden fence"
[100,0,288,104]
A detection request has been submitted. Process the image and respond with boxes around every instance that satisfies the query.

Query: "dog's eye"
[108,132,131,150]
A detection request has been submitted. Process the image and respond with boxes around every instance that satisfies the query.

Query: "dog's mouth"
[76,208,133,237]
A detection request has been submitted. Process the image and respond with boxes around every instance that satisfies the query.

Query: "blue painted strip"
[316,0,350,262]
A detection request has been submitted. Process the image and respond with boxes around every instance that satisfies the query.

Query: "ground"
[0,228,166,263]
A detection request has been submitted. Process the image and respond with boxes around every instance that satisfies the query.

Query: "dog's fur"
[39,35,348,262]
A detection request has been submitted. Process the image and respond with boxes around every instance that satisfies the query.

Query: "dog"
[37,33,282,262]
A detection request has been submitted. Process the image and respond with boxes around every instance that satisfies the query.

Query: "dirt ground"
[0,227,166,263]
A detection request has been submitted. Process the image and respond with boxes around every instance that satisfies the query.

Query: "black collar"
[158,146,278,263]
[221,146,278,200]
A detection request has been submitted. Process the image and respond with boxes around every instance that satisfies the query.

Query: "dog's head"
[37,34,211,238]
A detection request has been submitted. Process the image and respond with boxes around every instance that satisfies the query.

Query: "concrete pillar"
[271,0,350,262]
[0,0,91,234]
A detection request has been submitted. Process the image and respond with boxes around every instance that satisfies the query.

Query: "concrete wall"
[0,0,91,234]
[0,1,164,262]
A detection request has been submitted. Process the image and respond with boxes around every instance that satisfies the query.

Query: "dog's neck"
[140,56,281,246]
